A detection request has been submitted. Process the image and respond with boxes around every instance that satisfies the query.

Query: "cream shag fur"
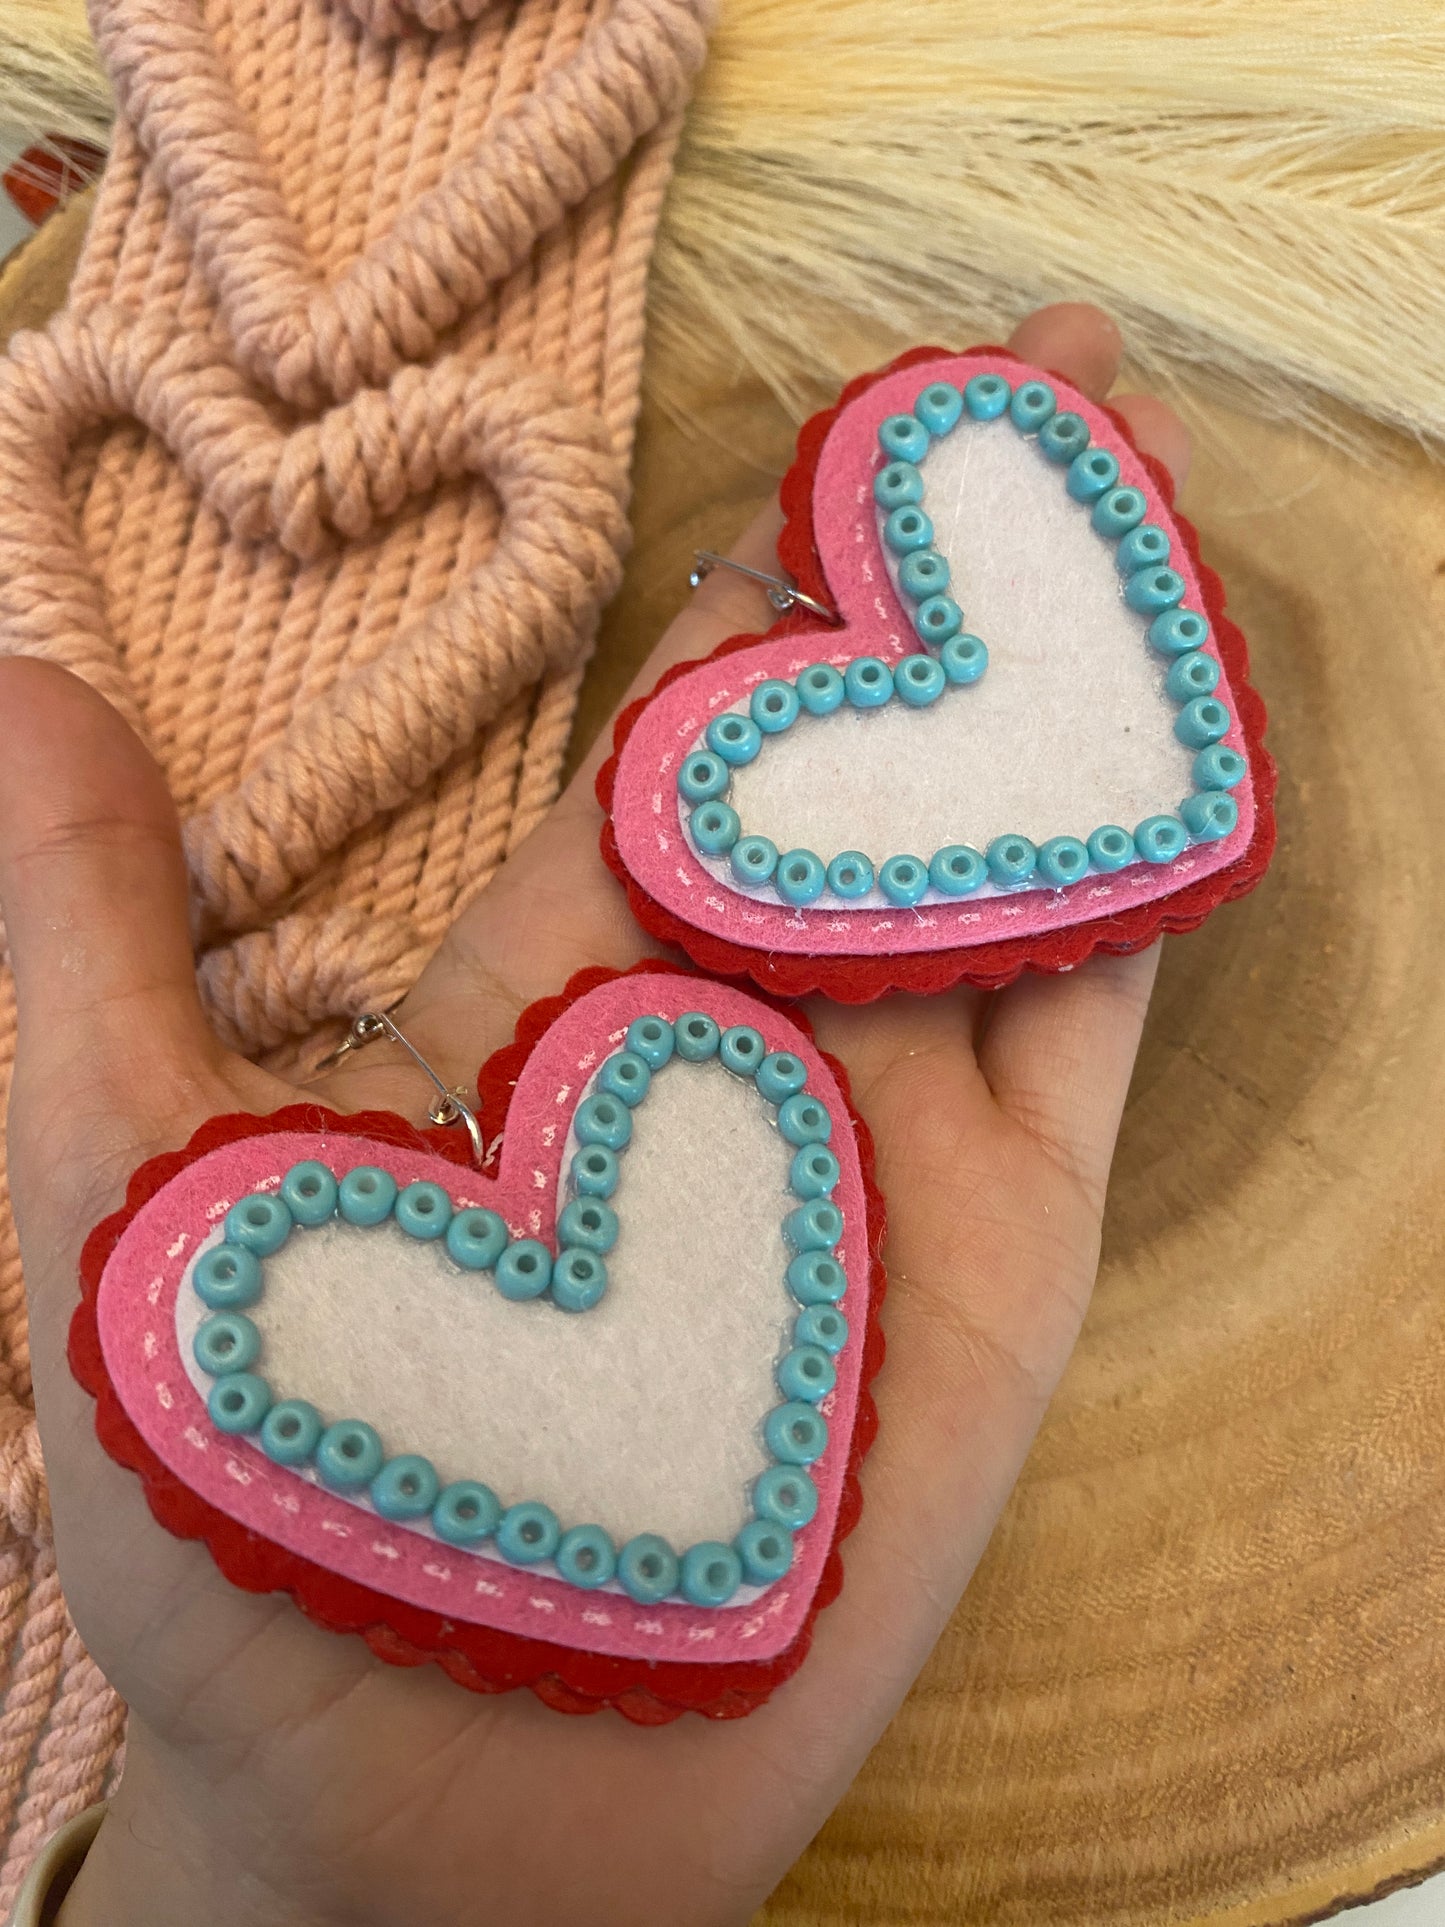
[2,0,1443,447]
[0,1,111,147]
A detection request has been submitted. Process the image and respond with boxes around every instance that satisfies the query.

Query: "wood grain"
[585,348,1445,1926]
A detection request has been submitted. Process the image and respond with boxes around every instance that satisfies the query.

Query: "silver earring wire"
[323,1012,485,1165]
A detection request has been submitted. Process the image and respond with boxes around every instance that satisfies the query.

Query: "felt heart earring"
[599,346,1277,1000]
[71,964,884,1722]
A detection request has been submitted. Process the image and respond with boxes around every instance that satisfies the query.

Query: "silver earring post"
[689,551,840,626]
[324,1011,485,1165]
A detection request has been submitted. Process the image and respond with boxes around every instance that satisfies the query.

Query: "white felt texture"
[176,1061,795,1553]
[720,419,1196,897]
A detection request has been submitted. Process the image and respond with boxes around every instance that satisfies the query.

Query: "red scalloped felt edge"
[597,344,1278,1002]
[69,960,887,1724]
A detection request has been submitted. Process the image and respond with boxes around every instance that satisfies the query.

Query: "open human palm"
[0,306,1189,1927]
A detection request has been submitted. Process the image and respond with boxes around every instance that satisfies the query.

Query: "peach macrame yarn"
[0,0,713,1900]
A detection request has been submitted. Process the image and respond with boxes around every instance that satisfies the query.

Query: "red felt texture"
[597,343,1277,1002]
[70,960,887,1723]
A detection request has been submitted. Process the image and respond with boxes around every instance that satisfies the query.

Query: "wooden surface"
[10,198,1445,1924]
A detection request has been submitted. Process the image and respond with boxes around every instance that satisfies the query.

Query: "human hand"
[0,303,1190,1927]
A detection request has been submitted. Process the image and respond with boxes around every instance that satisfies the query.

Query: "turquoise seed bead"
[338,1166,397,1226]
[1092,486,1148,538]
[754,1465,819,1530]
[677,749,728,805]
[1009,379,1057,433]
[316,1419,384,1489]
[1174,696,1232,749]
[897,549,950,601]
[497,1501,561,1566]
[1150,607,1210,656]
[844,656,894,708]
[719,1025,766,1076]
[913,593,963,645]
[1087,825,1137,872]
[446,1206,508,1271]
[193,1312,261,1377]
[207,1372,271,1435]
[826,851,874,899]
[395,1181,451,1241]
[1181,791,1240,841]
[964,372,1011,420]
[1117,524,1170,574]
[986,834,1038,887]
[598,1049,651,1108]
[1135,815,1189,864]
[756,1051,808,1105]
[552,1248,608,1312]
[790,1144,840,1200]
[940,633,988,684]
[930,844,987,895]
[625,1015,674,1069]
[556,1524,616,1589]
[872,460,924,511]
[681,1541,743,1607]
[1037,836,1090,887]
[617,1533,680,1604]
[432,1480,501,1545]
[763,1401,828,1465]
[776,849,827,907]
[371,1454,439,1521]
[878,413,929,463]
[751,679,800,734]
[1195,744,1247,791]
[690,801,741,856]
[731,835,779,887]
[495,1239,553,1300]
[795,1304,849,1356]
[705,712,761,766]
[1124,565,1186,614]
[778,1094,832,1149]
[574,1092,632,1151]
[786,1250,847,1305]
[1165,651,1221,703]
[796,662,846,715]
[762,1472,820,1533]
[193,1244,262,1311]
[259,1399,322,1466]
[572,1145,620,1198]
[884,505,934,555]
[783,1199,843,1251]
[225,1192,292,1258]
[558,1197,618,1254]
[280,1160,338,1226]
[736,1520,795,1585]
[915,380,964,436]
[1067,447,1120,503]
[674,1011,721,1061]
[878,854,928,907]
[895,653,946,707]
[1038,411,1090,464]
[776,1344,836,1404]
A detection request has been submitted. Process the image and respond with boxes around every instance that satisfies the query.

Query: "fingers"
[0,659,214,1085]
[1009,302,1122,401]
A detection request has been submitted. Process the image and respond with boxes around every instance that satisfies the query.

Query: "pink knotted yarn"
[0,0,715,1900]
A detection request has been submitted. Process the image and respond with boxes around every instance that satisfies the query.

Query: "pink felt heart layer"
[601,348,1273,999]
[86,973,871,1673]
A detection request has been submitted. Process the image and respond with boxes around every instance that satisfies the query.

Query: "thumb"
[0,658,214,1085]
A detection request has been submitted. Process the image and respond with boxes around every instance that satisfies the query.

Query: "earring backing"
[323,1011,485,1164]
[689,550,840,625]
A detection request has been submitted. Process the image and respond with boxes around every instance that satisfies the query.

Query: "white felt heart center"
[176,1064,793,1548]
[726,422,1192,868]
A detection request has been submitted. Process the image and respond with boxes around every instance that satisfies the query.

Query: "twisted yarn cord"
[0,0,714,1892]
